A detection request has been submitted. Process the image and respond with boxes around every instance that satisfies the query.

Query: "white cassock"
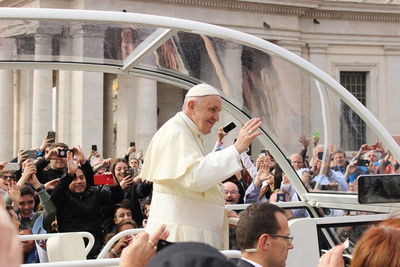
[140,111,242,249]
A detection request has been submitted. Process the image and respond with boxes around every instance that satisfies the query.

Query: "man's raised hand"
[234,118,262,154]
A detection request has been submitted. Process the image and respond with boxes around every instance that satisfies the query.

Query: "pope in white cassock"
[140,84,262,249]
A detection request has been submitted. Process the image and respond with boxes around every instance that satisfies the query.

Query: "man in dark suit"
[235,203,294,267]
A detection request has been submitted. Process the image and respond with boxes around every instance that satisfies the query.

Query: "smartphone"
[358,174,400,204]
[94,174,115,185]
[25,150,38,159]
[156,239,174,252]
[130,142,135,147]
[4,163,20,171]
[314,130,320,139]
[277,192,286,202]
[357,159,370,167]
[222,122,236,133]
[317,152,324,160]
[124,169,133,177]
[91,145,97,152]
[46,131,56,143]
[260,149,267,156]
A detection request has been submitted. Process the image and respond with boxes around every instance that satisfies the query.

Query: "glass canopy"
[0,8,399,213]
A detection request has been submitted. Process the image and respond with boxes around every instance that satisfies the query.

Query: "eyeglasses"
[223,190,239,195]
[244,233,294,252]
[1,175,14,180]
[268,233,294,243]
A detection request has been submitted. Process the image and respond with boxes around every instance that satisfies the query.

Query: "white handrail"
[220,250,241,259]
[97,228,145,259]
[21,258,119,267]
[18,232,95,256]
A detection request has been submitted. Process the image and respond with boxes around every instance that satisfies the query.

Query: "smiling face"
[185,95,222,134]
[223,182,240,204]
[289,154,304,170]
[333,152,346,167]
[19,194,35,218]
[365,151,377,163]
[114,208,133,225]
[68,169,87,194]
[114,161,129,182]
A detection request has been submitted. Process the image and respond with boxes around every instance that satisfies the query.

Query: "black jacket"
[51,172,123,258]
[52,173,123,234]
[124,182,153,226]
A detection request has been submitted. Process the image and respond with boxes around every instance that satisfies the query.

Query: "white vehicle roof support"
[122,28,174,71]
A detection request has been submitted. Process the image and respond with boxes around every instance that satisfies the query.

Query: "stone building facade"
[1,0,400,159]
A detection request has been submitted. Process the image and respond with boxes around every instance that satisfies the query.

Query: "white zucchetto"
[185,84,220,97]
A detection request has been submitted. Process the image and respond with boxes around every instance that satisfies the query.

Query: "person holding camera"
[51,151,123,258]
[35,143,95,191]
[311,145,348,192]
[110,158,152,227]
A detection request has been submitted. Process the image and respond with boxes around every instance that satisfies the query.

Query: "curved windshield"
[0,9,399,206]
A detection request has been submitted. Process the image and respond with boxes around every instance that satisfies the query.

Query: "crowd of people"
[0,84,399,265]
[220,132,399,209]
[0,136,153,262]
[0,130,397,263]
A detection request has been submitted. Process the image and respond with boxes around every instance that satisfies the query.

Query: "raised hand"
[39,137,53,152]
[254,161,274,187]
[234,118,262,154]
[44,178,60,191]
[120,224,168,267]
[217,126,228,144]
[70,145,85,163]
[17,163,37,187]
[7,183,20,204]
[17,150,29,165]
[298,135,310,149]
[0,161,6,171]
[66,151,79,175]
[313,135,319,147]
[45,147,62,161]
[125,146,136,157]
[136,150,144,160]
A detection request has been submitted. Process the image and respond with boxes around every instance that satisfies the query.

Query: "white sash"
[148,191,225,232]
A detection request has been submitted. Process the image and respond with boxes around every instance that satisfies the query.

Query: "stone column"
[135,78,157,152]
[308,43,329,144]
[0,38,15,159]
[116,74,137,157]
[18,70,34,150]
[68,23,104,153]
[103,74,116,158]
[58,70,72,145]
[221,42,243,108]
[274,40,307,152]
[31,32,53,147]
[384,46,400,134]
[58,29,73,145]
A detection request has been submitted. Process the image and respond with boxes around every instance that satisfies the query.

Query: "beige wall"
[1,0,400,158]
